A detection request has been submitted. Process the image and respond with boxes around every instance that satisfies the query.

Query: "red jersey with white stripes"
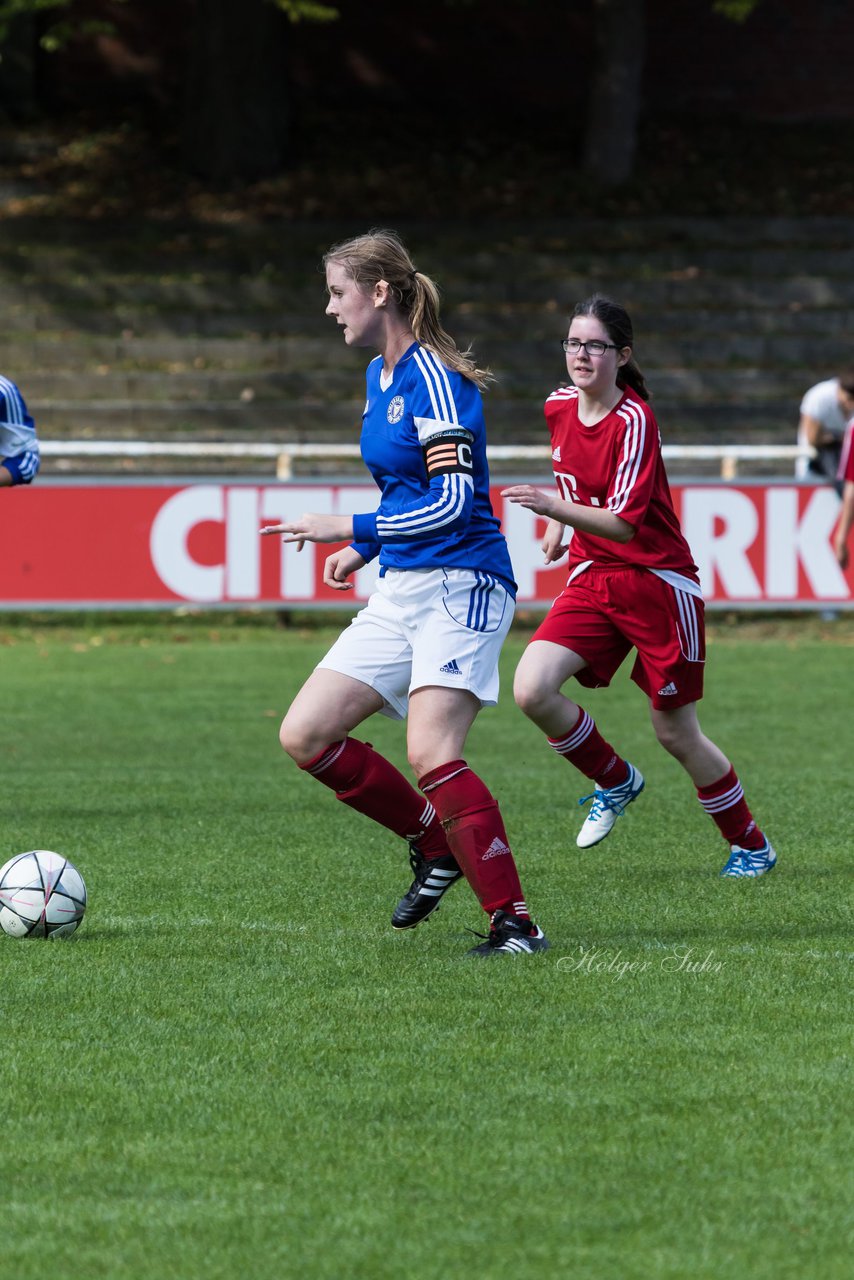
[839,419,854,483]
[544,385,699,578]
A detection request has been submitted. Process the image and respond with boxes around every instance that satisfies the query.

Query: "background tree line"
[0,0,851,203]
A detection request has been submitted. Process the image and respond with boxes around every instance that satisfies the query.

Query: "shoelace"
[466,928,518,950]
[403,848,440,902]
[578,789,629,819]
[728,847,766,872]
[467,911,514,945]
[408,845,461,888]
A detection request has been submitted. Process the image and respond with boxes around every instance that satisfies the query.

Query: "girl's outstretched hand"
[261,513,354,549]
[500,484,559,520]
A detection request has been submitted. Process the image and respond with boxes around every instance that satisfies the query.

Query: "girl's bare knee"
[279,715,318,765]
[514,669,546,718]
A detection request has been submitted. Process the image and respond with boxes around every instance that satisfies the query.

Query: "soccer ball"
[0,850,87,939]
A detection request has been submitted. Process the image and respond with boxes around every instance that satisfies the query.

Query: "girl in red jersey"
[502,295,776,878]
[833,419,854,568]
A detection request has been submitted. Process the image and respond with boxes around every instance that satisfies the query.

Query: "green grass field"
[1,614,851,1280]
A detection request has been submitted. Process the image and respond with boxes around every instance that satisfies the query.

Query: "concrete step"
[4,214,854,271]
[3,326,853,374]
[20,365,815,408]
[33,396,798,443]
[6,248,854,301]
[20,368,362,401]
[0,332,366,372]
[5,270,854,322]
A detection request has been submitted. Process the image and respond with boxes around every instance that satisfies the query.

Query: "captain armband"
[422,428,475,479]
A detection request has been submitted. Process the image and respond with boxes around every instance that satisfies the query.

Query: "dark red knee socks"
[419,759,529,918]
[302,738,451,858]
[696,765,765,849]
[548,707,628,788]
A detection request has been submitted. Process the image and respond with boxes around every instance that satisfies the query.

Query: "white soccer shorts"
[317,566,515,720]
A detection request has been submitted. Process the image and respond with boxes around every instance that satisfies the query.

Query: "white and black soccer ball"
[0,850,87,939]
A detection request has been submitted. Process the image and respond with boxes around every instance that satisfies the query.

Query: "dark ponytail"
[571,294,650,402]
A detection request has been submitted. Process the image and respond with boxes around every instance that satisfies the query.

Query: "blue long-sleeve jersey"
[0,375,40,485]
[350,343,515,593]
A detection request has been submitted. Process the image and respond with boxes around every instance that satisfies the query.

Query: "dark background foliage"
[0,0,852,220]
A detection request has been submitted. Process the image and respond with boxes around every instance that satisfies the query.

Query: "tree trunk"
[182,0,292,183]
[582,0,646,187]
[0,11,39,122]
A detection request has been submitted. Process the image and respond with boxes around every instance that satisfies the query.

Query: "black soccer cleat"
[391,846,463,930]
[467,909,550,956]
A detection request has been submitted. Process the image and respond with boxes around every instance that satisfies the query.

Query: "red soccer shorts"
[531,565,706,709]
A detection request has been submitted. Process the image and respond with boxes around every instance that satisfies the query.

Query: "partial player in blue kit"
[0,375,40,487]
[262,229,547,956]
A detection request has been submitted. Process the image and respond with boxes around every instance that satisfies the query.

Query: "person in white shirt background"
[796,372,854,490]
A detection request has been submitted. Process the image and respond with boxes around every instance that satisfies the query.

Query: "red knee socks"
[419,759,529,919]
[548,707,628,788]
[302,738,451,858]
[696,765,765,849]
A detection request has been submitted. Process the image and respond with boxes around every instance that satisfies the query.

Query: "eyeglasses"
[561,338,620,357]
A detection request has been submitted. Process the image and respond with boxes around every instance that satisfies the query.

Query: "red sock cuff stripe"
[404,799,438,841]
[420,761,470,793]
[699,783,744,814]
[418,799,436,828]
[302,740,347,775]
[491,901,530,923]
[548,710,594,754]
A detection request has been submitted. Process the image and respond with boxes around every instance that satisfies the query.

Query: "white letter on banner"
[500,500,547,599]
[765,487,848,600]
[226,488,260,600]
[150,486,224,603]
[681,488,762,600]
[260,487,333,599]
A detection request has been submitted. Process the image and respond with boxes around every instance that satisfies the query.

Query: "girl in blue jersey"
[0,375,40,487]
[262,229,547,956]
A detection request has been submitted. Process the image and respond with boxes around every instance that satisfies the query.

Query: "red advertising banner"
[1,479,851,609]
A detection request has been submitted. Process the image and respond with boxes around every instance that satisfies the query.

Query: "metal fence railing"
[39,440,815,480]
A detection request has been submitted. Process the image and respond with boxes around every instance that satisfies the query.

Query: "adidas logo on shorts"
[658,681,678,696]
[439,659,463,676]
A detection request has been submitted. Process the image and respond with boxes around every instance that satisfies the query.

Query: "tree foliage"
[0,0,337,53]
[713,0,763,21]
[0,0,124,50]
[268,0,338,20]
[0,0,776,188]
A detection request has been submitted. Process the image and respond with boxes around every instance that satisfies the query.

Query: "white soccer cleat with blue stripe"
[719,839,777,878]
[576,763,645,848]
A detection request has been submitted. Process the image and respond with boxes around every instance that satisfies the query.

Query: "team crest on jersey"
[387,395,405,424]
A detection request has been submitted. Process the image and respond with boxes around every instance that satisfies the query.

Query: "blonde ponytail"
[323,229,492,390]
